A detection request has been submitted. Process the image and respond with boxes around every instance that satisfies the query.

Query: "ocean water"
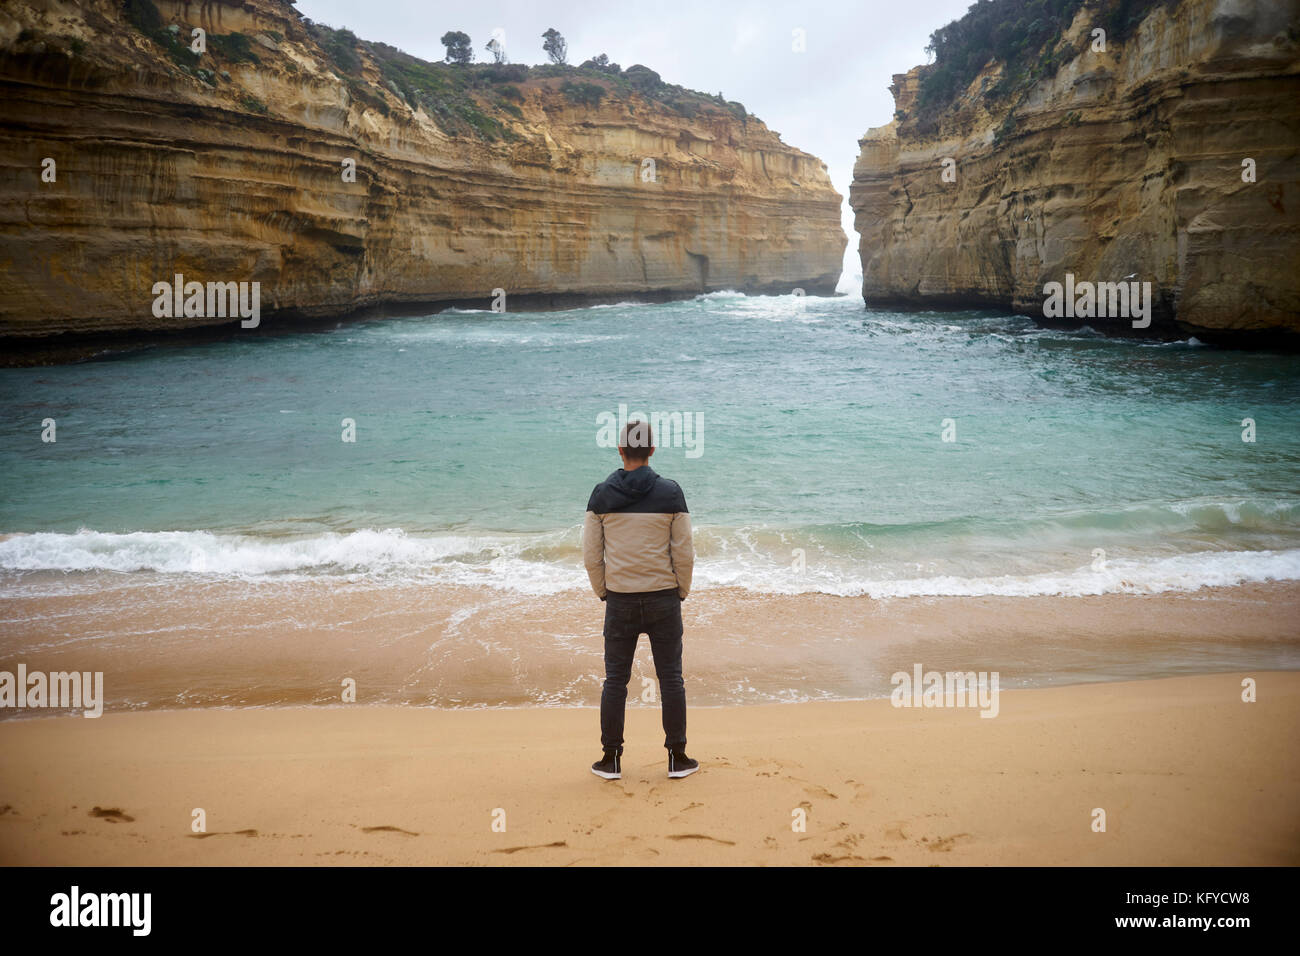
[2,292,1299,598]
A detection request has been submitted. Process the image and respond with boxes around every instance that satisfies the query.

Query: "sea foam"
[2,528,1297,599]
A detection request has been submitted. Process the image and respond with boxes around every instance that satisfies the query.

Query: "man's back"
[583,465,693,600]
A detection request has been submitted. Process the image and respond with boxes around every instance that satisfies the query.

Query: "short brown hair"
[620,420,654,458]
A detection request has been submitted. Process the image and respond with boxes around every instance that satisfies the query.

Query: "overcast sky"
[295,0,976,286]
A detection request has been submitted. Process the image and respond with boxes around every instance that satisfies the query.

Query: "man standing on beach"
[583,420,698,780]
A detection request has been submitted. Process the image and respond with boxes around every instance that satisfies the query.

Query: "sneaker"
[668,751,699,779]
[591,750,621,780]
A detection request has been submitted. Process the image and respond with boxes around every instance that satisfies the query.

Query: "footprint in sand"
[802,784,839,800]
[493,840,568,854]
[621,848,660,860]
[360,825,418,836]
[811,851,866,864]
[668,801,704,822]
[666,833,735,846]
[88,807,134,823]
[833,831,864,850]
[590,807,625,827]
[924,833,971,852]
[190,829,259,839]
[844,780,872,801]
[620,836,661,860]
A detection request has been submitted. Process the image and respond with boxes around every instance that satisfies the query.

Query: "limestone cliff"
[0,0,844,348]
[850,0,1300,340]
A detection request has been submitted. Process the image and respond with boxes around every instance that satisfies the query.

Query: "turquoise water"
[2,292,1298,597]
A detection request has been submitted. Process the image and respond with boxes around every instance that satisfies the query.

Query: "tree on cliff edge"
[542,28,567,65]
[441,31,473,65]
[581,53,621,74]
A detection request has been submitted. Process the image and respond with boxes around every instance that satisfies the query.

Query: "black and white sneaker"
[668,751,699,779]
[591,750,621,780]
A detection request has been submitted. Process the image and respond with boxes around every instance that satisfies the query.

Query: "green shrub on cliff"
[208,32,260,65]
[561,81,605,107]
[667,97,699,120]
[581,54,622,74]
[313,24,362,75]
[1101,0,1178,38]
[122,0,199,69]
[119,0,756,142]
[485,64,530,84]
[622,64,663,93]
[915,0,1175,119]
[917,0,1085,113]
[122,0,163,35]
[344,75,390,117]
[238,93,269,115]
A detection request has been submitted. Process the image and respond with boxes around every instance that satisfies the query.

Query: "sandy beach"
[1,671,1296,866]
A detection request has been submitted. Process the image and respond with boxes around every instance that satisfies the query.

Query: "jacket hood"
[588,465,660,512]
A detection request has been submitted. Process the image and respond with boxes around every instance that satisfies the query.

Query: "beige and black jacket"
[583,465,694,600]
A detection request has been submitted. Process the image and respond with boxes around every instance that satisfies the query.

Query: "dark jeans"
[600,589,686,753]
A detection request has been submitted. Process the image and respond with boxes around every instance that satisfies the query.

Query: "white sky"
[295,0,976,286]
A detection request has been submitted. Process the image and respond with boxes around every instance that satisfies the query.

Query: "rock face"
[850,0,1300,340]
[0,0,844,344]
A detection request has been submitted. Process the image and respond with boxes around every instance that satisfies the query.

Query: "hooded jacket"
[583,465,694,600]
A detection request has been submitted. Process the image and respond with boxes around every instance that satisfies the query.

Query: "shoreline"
[1,672,1296,866]
[2,580,1296,711]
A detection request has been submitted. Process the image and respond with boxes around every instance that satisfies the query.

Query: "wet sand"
[0,578,1297,709]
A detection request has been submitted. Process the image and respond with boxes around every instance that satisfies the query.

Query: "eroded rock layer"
[850,0,1300,339]
[0,0,845,342]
